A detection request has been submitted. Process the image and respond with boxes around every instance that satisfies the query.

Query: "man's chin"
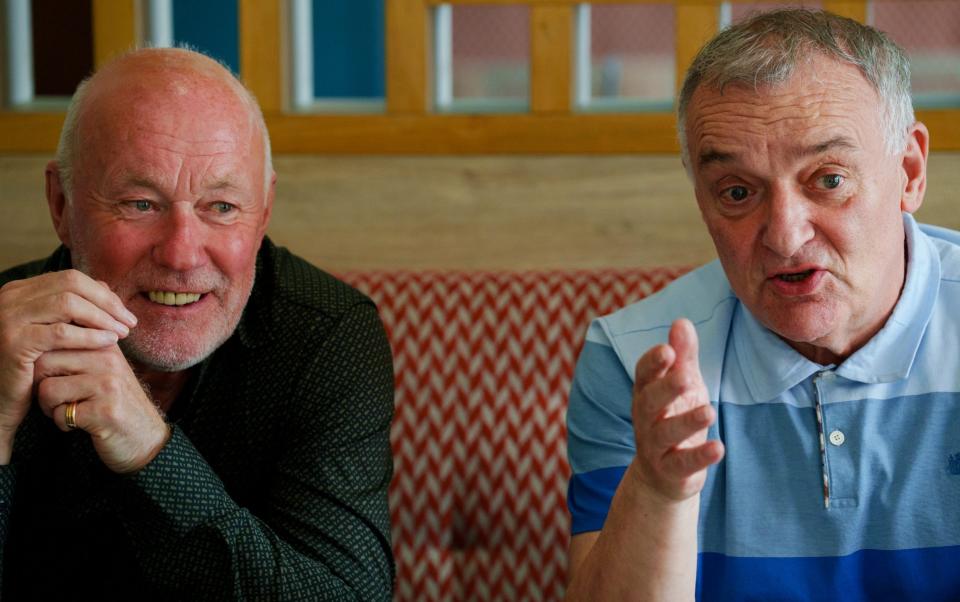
[760,306,839,348]
[119,330,230,372]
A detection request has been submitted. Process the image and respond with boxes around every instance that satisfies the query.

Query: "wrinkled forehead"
[686,55,880,122]
[684,58,883,161]
[87,62,254,130]
[75,66,262,170]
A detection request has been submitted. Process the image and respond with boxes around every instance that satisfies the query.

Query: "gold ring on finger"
[64,402,78,430]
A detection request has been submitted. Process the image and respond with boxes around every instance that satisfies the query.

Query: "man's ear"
[900,122,929,214]
[45,161,72,247]
[258,172,276,238]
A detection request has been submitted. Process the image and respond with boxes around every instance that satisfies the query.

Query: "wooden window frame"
[1,0,958,153]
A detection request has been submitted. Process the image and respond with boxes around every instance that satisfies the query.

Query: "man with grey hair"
[565,9,960,600]
[0,48,394,599]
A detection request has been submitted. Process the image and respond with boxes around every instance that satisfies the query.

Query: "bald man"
[0,48,394,599]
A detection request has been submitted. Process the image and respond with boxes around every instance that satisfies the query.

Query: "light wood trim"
[0,113,65,152]
[387,0,429,113]
[92,0,136,68]
[917,110,960,149]
[265,113,679,153]
[4,0,960,155]
[425,0,860,4]
[426,0,675,4]
[675,1,718,96]
[530,5,572,114]
[3,112,960,154]
[822,0,868,23]
[239,0,282,112]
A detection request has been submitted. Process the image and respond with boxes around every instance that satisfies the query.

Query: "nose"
[761,184,815,258]
[151,203,208,271]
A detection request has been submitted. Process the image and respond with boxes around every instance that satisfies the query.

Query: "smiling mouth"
[147,291,203,306]
[776,269,816,283]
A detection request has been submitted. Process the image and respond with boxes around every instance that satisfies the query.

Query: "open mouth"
[776,269,816,283]
[146,291,203,306]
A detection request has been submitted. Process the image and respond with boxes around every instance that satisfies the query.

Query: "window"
[435,4,530,113]
[577,3,675,112]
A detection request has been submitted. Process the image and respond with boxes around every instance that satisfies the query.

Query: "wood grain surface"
[2,153,958,271]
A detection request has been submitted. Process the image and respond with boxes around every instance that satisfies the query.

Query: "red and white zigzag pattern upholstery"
[343,269,688,601]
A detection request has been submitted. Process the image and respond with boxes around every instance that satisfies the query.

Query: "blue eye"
[128,200,152,212]
[722,186,750,203]
[819,174,844,189]
[212,202,235,214]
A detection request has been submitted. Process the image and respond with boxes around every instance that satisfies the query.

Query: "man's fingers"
[36,374,97,419]
[21,270,136,330]
[24,323,118,356]
[634,344,675,393]
[24,290,131,337]
[33,347,124,383]
[669,319,700,371]
[661,439,725,478]
[651,403,716,451]
[59,269,137,330]
[52,400,82,432]
[634,359,707,423]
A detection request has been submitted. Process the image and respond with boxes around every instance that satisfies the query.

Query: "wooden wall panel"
[531,5,573,114]
[3,0,960,153]
[3,153,959,271]
[264,113,679,153]
[92,0,136,68]
[239,0,282,112]
[675,1,719,94]
[387,0,430,113]
[821,1,868,23]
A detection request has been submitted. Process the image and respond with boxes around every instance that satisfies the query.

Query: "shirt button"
[829,430,845,446]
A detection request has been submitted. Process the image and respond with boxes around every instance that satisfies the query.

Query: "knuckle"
[36,379,54,403]
[98,399,124,425]
[101,375,124,397]
[62,269,85,287]
[674,372,695,391]
[672,372,700,397]
[56,291,77,315]
[0,278,27,301]
[101,350,123,370]
[0,280,15,301]
[51,322,72,342]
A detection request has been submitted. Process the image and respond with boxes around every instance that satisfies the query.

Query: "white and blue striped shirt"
[567,214,960,600]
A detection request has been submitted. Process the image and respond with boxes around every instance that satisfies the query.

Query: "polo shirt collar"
[732,213,939,403]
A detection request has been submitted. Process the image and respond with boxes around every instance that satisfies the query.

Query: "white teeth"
[148,291,202,306]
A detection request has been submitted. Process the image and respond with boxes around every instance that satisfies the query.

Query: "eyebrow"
[696,136,858,171]
[124,175,161,190]
[697,150,736,170]
[800,136,857,157]
[207,178,241,191]
[120,175,241,192]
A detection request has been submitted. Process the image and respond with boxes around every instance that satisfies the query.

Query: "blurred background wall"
[2,0,959,271]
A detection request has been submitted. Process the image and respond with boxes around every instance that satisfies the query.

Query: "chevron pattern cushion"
[343,269,688,601]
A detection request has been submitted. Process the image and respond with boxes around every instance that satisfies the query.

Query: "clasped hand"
[0,270,168,472]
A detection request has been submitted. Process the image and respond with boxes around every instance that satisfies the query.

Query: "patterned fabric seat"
[343,269,687,601]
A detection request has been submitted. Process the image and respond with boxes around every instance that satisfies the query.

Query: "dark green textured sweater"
[0,238,395,600]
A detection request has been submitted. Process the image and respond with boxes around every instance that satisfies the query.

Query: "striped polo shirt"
[567,214,960,600]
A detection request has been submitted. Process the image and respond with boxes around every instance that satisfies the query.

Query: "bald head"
[55,47,273,201]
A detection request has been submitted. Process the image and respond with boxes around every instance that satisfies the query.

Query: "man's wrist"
[623,460,701,513]
[0,429,15,465]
